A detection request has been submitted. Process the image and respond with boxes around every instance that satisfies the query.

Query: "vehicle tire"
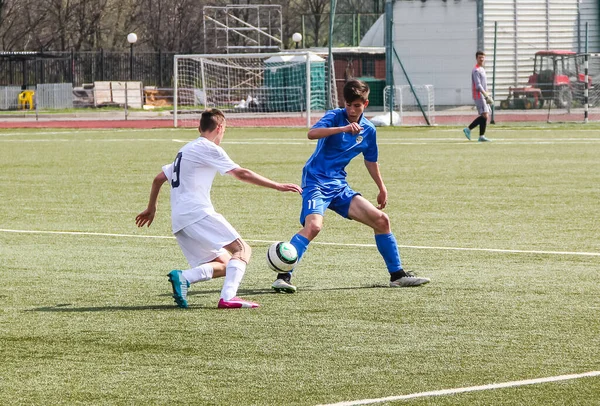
[555,86,572,109]
[500,100,509,110]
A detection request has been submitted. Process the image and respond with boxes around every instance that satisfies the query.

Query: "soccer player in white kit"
[136,109,302,309]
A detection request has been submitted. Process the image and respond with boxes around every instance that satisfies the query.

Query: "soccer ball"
[266,242,298,273]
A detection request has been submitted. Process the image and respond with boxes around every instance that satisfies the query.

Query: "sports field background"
[1,126,599,405]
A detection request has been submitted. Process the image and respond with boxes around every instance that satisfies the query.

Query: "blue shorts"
[299,183,360,226]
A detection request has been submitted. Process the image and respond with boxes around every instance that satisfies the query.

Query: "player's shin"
[289,233,310,267]
[374,233,403,273]
[220,259,246,301]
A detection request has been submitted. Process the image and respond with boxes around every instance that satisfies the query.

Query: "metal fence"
[0,51,176,88]
[0,86,22,109]
[37,83,74,109]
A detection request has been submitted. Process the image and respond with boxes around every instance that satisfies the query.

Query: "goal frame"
[173,52,316,128]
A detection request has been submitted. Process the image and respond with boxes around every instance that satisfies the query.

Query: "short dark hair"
[343,79,370,103]
[476,50,486,58]
[199,108,225,132]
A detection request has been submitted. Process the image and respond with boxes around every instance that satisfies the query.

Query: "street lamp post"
[125,33,137,120]
[127,33,137,80]
[292,32,302,49]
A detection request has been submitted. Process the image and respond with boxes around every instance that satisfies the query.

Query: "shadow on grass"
[29,304,197,312]
[28,285,389,312]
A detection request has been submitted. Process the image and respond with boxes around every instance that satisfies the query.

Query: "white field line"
[2,138,600,146]
[317,370,600,406]
[1,134,600,144]
[0,128,186,137]
[1,228,599,257]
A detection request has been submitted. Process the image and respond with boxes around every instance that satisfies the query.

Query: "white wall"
[360,0,599,106]
[361,0,479,106]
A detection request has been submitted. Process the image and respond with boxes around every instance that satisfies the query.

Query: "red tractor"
[527,50,590,108]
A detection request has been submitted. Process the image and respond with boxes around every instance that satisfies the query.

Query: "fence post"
[100,48,105,81]
[158,50,163,87]
[491,21,497,125]
[70,49,75,87]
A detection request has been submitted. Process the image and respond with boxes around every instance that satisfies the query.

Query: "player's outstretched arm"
[227,167,302,194]
[136,171,168,227]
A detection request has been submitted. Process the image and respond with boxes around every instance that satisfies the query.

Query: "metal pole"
[173,56,179,127]
[385,0,394,126]
[125,82,128,120]
[301,15,306,48]
[306,51,311,127]
[129,43,134,81]
[584,22,589,124]
[491,21,497,124]
[100,48,105,81]
[393,47,430,126]
[327,0,337,110]
[357,14,361,47]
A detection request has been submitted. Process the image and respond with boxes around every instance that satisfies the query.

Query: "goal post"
[383,84,435,125]
[173,52,337,128]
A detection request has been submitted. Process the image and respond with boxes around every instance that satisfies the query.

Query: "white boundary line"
[1,228,599,257]
[317,370,600,406]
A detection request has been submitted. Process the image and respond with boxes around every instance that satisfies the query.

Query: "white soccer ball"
[266,242,298,273]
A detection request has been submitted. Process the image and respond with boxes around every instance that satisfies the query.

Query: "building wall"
[361,0,600,106]
[391,0,478,106]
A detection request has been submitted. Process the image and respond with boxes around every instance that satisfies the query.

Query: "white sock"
[220,259,246,301]
[182,264,214,284]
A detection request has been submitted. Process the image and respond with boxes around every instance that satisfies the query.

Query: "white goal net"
[174,52,337,127]
[383,84,435,125]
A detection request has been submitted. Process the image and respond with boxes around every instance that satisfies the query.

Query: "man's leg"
[478,112,491,142]
[273,214,323,293]
[218,238,259,308]
[348,195,430,287]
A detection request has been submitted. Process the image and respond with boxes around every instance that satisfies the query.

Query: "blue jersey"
[302,108,378,189]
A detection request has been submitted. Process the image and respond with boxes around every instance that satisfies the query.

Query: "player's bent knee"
[226,239,252,263]
[373,212,391,233]
[303,222,322,239]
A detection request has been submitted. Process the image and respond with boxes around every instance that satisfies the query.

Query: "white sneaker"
[272,278,297,293]
[389,272,430,287]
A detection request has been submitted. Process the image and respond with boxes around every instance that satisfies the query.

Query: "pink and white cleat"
[217,297,260,309]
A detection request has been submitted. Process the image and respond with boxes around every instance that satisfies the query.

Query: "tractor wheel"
[555,87,572,109]
[524,99,533,109]
[500,100,509,110]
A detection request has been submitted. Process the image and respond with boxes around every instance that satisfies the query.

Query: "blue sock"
[374,233,402,273]
[289,234,310,270]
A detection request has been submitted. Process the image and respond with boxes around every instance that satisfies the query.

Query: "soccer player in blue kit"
[271,79,431,293]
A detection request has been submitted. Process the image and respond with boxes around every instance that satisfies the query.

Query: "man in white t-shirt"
[136,109,302,309]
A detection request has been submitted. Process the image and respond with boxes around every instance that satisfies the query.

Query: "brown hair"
[199,108,225,132]
[476,50,486,58]
[343,79,370,103]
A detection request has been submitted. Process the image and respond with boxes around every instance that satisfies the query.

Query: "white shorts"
[175,213,241,267]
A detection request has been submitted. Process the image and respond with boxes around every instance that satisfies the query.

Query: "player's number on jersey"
[171,152,182,188]
[307,199,317,210]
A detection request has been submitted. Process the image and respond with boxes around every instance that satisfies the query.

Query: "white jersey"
[162,137,239,233]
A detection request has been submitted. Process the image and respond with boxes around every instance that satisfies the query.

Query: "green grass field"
[1,125,599,405]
